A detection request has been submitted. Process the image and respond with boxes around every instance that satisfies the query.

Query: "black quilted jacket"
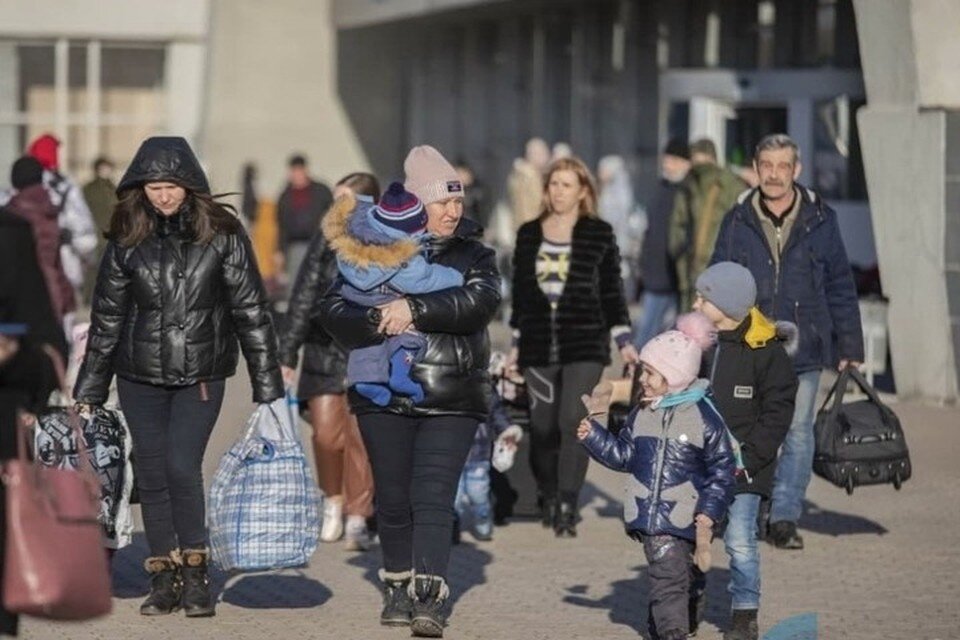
[317,217,501,419]
[74,137,283,405]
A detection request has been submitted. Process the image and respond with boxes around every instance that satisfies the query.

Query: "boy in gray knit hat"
[692,261,798,640]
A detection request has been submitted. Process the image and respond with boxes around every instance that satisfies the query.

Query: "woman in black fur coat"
[508,156,637,537]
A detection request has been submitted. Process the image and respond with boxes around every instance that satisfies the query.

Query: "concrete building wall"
[0,0,208,40]
[201,0,369,196]
[855,0,960,401]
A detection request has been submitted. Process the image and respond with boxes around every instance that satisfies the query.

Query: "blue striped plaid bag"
[208,395,321,571]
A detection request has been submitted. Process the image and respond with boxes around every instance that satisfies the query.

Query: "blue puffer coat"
[710,186,864,373]
[581,380,735,542]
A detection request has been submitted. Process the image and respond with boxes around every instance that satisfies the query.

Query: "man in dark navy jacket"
[711,134,864,550]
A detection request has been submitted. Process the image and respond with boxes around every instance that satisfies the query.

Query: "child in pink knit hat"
[577,312,735,640]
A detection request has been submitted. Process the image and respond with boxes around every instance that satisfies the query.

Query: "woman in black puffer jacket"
[318,146,500,637]
[74,137,283,619]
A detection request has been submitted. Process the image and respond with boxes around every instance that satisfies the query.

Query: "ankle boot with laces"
[181,548,215,617]
[140,553,182,616]
[410,574,449,638]
[378,569,413,626]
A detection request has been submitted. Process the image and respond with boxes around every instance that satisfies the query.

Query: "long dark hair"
[108,187,243,247]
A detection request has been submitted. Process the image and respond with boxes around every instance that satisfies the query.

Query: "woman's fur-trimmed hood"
[321,192,420,270]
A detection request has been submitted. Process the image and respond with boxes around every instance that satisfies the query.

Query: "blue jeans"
[455,459,492,536]
[724,493,762,610]
[770,370,822,524]
[633,291,677,348]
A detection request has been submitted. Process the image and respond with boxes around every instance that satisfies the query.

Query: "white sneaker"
[320,499,344,542]
[343,515,371,552]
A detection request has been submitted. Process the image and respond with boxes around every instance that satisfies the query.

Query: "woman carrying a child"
[508,156,638,537]
[318,145,501,638]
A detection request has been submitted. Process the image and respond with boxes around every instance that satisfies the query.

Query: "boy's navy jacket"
[581,380,736,542]
[710,186,864,374]
[705,308,798,497]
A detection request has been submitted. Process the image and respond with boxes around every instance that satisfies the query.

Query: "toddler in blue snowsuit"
[455,386,523,541]
[324,182,463,406]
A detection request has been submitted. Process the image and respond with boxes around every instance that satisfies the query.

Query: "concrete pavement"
[20,370,960,640]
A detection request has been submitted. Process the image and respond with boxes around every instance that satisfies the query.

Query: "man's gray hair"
[754,134,801,163]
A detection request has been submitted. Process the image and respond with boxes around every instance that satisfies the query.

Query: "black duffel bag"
[813,366,911,495]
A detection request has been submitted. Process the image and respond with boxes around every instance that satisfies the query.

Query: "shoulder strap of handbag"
[693,182,723,262]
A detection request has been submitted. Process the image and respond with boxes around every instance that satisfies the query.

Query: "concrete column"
[854,0,960,401]
[165,42,206,147]
[201,0,368,195]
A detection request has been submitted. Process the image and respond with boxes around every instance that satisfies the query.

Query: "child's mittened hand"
[576,419,593,441]
[693,513,714,572]
[581,381,614,416]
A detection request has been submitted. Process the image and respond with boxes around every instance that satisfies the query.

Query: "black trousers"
[641,534,695,637]
[357,413,477,579]
[524,362,604,504]
[117,378,225,556]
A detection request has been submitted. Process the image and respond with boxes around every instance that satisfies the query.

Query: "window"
[0,39,166,184]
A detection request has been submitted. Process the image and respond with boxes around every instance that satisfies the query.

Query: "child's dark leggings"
[641,534,695,637]
[117,377,225,556]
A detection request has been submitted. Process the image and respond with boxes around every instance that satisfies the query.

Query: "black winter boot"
[554,501,577,538]
[724,609,759,640]
[140,554,182,615]
[378,570,413,626]
[409,574,449,638]
[540,495,558,528]
[180,548,215,617]
[767,521,804,550]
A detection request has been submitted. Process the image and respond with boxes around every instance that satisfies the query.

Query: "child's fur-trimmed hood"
[321,192,420,270]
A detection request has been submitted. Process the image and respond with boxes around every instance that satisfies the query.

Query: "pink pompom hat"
[639,312,717,392]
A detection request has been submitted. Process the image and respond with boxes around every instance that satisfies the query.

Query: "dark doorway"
[726,106,788,165]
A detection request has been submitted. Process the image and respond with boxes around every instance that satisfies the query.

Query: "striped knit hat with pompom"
[373,182,428,234]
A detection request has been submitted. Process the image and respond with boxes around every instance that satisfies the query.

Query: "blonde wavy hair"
[539,156,599,219]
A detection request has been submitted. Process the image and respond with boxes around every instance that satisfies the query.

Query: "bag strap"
[818,365,886,416]
[817,366,851,416]
[844,366,887,408]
